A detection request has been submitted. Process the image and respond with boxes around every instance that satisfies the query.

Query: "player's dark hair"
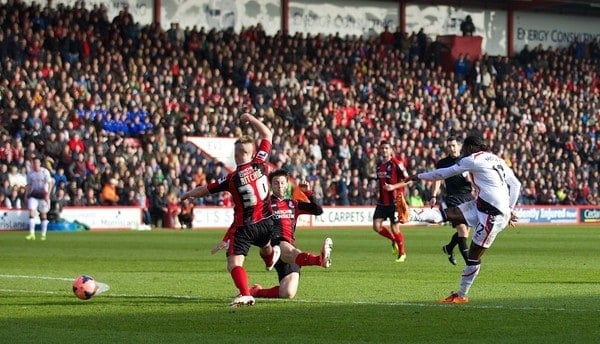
[379,140,390,146]
[463,135,489,151]
[446,136,458,143]
[268,169,289,182]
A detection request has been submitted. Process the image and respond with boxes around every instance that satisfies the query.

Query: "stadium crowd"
[0,1,598,227]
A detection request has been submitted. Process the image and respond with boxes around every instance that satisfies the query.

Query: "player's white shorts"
[457,200,509,248]
[28,197,50,214]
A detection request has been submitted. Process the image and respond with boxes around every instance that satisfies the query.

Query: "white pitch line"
[0,289,69,295]
[0,274,75,281]
[0,288,201,299]
[1,274,599,313]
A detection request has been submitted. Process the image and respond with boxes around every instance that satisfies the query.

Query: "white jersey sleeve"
[504,166,522,210]
[418,163,470,181]
[419,151,521,215]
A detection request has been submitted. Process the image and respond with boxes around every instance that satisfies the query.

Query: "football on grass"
[72,275,99,300]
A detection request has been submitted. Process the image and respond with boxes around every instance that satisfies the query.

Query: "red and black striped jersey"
[208,139,273,226]
[376,156,408,206]
[270,194,322,245]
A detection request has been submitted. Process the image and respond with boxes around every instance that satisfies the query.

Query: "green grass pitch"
[1,225,599,343]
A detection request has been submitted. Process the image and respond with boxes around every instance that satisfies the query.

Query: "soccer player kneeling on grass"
[212,170,333,299]
[251,169,332,299]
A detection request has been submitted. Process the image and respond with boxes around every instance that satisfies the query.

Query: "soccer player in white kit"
[405,135,521,303]
[25,158,54,241]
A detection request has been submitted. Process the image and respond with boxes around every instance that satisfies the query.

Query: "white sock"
[457,264,481,297]
[29,218,35,236]
[410,208,444,223]
[41,219,49,237]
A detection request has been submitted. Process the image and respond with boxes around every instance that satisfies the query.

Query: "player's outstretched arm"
[180,185,209,201]
[211,240,229,254]
[383,181,412,191]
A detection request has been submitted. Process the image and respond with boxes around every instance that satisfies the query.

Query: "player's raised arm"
[241,112,272,142]
[296,180,323,216]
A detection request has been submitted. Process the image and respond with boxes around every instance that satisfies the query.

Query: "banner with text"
[289,0,398,38]
[580,208,600,224]
[514,206,579,224]
[0,207,141,231]
[1,206,598,231]
[513,11,600,52]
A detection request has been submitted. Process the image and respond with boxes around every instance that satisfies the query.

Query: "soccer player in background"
[250,169,332,299]
[180,112,278,307]
[429,136,474,265]
[372,140,409,262]
[402,135,521,303]
[25,157,54,240]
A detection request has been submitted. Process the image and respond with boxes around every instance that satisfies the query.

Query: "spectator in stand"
[49,188,69,221]
[0,180,9,199]
[407,188,424,207]
[6,186,24,209]
[134,183,151,225]
[8,165,27,188]
[85,188,100,206]
[522,180,537,205]
[178,198,195,229]
[67,133,85,156]
[70,187,86,206]
[68,153,87,187]
[100,178,120,205]
[380,25,394,48]
[149,183,168,228]
[54,167,69,190]
[454,53,470,84]
[165,193,181,229]
[537,188,556,205]
[460,15,475,36]
[0,164,8,185]
[0,193,7,209]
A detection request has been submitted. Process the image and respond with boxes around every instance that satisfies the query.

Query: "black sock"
[457,237,469,263]
[446,232,458,251]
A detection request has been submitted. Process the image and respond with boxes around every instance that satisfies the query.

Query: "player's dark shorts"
[373,204,397,224]
[230,218,277,256]
[274,259,300,281]
[444,194,474,208]
[270,233,294,246]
